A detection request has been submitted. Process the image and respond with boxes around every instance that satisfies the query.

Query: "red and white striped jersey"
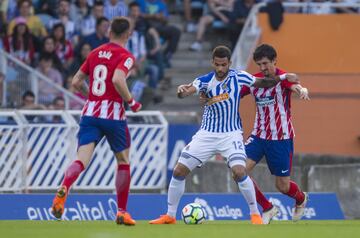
[80,42,135,120]
[241,69,296,140]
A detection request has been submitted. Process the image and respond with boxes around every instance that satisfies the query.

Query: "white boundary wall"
[0,110,168,192]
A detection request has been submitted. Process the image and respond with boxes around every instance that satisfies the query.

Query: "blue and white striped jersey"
[192,69,256,133]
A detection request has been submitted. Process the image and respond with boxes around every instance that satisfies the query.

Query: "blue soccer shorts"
[245,135,293,177]
[77,116,131,153]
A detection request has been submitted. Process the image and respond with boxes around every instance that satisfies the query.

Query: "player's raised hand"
[127,98,142,112]
[177,83,195,98]
[285,73,299,83]
[299,87,310,100]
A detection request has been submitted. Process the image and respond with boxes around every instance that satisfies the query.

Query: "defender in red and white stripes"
[241,44,310,224]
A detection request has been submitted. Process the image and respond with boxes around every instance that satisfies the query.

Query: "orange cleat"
[116,211,136,226]
[149,214,176,224]
[250,213,263,225]
[51,186,68,219]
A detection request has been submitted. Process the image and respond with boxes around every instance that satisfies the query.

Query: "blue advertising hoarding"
[167,124,199,181]
[0,193,344,221]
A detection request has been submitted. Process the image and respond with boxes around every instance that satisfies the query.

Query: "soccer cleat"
[149,214,176,224]
[292,192,309,221]
[116,211,136,226]
[250,213,263,225]
[51,186,68,219]
[262,205,279,225]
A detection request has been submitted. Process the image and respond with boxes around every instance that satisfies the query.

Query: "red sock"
[285,181,305,205]
[116,164,131,212]
[251,177,273,211]
[62,160,85,191]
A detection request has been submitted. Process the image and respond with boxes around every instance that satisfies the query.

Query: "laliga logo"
[269,197,289,220]
[194,198,215,220]
[269,197,317,220]
[107,198,118,220]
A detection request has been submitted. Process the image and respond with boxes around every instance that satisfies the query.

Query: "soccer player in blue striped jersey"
[149,45,299,225]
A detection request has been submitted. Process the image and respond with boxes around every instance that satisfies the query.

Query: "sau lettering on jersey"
[241,68,295,140]
[193,69,256,133]
[80,42,135,120]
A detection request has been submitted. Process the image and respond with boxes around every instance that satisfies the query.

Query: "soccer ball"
[181,203,206,224]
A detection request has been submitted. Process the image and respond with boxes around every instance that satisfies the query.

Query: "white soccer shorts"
[178,129,247,171]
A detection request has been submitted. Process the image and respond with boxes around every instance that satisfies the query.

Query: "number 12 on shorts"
[232,141,243,150]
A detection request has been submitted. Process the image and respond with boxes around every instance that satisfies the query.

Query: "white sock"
[167,176,185,217]
[238,176,260,215]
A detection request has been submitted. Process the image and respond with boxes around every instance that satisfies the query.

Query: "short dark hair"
[94,0,104,7]
[96,16,109,27]
[39,53,53,62]
[253,44,277,61]
[212,45,231,60]
[110,17,130,38]
[22,90,35,100]
[53,96,65,104]
[129,1,140,8]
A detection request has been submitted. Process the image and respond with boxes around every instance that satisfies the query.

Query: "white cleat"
[262,205,279,224]
[292,192,309,222]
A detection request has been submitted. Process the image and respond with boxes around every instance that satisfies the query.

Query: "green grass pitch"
[1,220,359,238]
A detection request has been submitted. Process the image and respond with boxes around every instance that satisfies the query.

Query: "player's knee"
[232,166,247,181]
[276,181,290,193]
[173,163,190,178]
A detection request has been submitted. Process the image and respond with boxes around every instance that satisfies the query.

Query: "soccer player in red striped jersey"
[51,17,142,225]
[240,44,310,224]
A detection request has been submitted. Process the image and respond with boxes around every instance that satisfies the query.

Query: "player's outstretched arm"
[177,83,197,98]
[291,84,310,100]
[253,73,299,88]
[72,70,89,97]
[112,69,142,112]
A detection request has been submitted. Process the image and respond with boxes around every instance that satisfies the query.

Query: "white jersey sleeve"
[236,70,257,87]
[192,77,207,94]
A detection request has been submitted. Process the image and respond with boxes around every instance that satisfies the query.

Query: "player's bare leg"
[149,163,190,224]
[114,148,136,225]
[275,176,307,221]
[233,165,263,225]
[52,143,95,219]
[246,159,278,224]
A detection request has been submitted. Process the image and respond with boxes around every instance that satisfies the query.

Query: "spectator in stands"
[70,0,92,35]
[190,0,235,51]
[36,0,58,17]
[3,17,35,65]
[49,96,66,110]
[0,1,7,33]
[80,0,105,37]
[227,0,254,49]
[2,0,18,22]
[136,0,181,67]
[83,16,110,49]
[47,96,66,122]
[68,42,92,77]
[20,90,46,110]
[104,0,128,20]
[7,0,47,39]
[52,23,74,71]
[38,36,64,74]
[36,54,63,105]
[127,21,163,104]
[183,0,205,33]
[129,1,170,92]
[48,0,77,43]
